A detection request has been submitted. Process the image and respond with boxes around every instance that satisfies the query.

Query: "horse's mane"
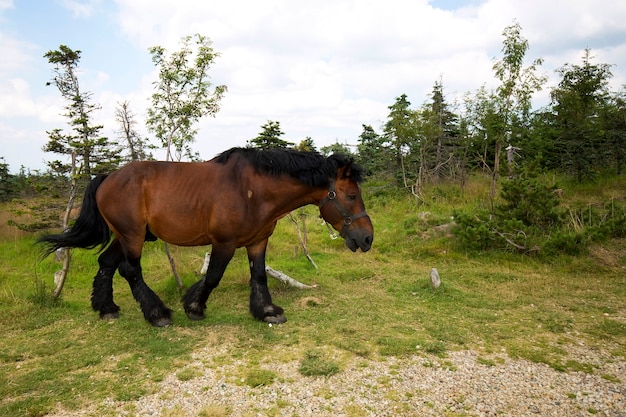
[215,147,364,187]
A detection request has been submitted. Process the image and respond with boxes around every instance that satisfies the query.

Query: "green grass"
[298,349,341,377]
[1,174,625,415]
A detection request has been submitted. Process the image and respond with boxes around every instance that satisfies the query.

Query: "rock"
[430,268,441,288]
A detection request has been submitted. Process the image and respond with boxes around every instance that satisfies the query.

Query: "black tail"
[38,175,111,258]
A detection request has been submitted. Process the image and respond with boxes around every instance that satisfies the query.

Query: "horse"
[38,147,374,327]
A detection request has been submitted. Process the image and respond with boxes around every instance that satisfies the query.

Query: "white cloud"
[1,0,625,170]
[0,32,36,76]
[107,0,625,157]
[61,0,102,18]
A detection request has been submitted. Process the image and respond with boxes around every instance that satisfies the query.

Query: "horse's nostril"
[365,236,372,245]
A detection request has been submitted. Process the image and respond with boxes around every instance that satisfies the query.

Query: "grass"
[298,349,341,377]
[0,174,625,415]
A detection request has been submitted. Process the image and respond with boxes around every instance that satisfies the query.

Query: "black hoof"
[151,317,173,327]
[184,302,206,321]
[264,314,287,324]
[146,307,172,327]
[259,304,286,324]
[100,311,120,320]
[185,310,205,321]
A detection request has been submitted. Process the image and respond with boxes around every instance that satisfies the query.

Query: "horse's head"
[319,160,374,252]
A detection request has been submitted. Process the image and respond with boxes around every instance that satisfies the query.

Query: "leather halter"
[318,179,369,238]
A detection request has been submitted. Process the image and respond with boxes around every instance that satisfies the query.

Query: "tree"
[320,141,352,157]
[488,22,546,206]
[0,158,17,202]
[356,124,393,177]
[44,45,120,298]
[114,101,152,163]
[551,49,613,181]
[417,80,461,184]
[43,45,119,177]
[248,120,294,149]
[383,94,419,189]
[603,88,626,175]
[295,137,317,152]
[147,34,227,161]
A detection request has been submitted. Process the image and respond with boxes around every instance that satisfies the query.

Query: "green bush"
[453,168,562,253]
[497,173,562,228]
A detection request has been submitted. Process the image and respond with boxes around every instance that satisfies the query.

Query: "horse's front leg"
[183,244,235,321]
[247,239,286,324]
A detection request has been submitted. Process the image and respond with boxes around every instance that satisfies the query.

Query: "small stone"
[430,268,441,288]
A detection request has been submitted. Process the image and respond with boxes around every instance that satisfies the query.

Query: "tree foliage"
[43,45,119,177]
[550,49,613,181]
[248,120,294,149]
[147,34,227,161]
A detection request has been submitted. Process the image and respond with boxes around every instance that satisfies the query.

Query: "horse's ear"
[340,160,353,179]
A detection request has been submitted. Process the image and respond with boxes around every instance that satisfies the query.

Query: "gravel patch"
[50,346,625,416]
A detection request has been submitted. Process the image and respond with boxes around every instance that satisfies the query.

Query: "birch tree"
[489,22,546,207]
[146,33,227,161]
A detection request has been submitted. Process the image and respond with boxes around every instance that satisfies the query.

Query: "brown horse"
[38,147,373,326]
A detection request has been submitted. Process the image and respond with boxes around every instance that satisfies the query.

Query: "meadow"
[0,175,625,416]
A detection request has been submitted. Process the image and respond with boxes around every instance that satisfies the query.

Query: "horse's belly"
[149,221,212,246]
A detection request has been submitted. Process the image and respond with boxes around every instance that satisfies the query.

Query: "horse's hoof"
[100,312,120,320]
[151,317,173,327]
[264,314,287,324]
[185,311,205,321]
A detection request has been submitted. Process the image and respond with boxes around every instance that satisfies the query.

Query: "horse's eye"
[347,194,357,201]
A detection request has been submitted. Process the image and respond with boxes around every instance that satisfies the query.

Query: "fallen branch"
[491,228,527,251]
[266,266,317,289]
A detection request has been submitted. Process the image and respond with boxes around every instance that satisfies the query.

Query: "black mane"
[215,147,364,187]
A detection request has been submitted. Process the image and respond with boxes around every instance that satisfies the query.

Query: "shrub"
[453,167,562,252]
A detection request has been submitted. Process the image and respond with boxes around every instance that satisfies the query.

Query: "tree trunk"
[288,212,318,269]
[165,243,183,288]
[163,132,183,288]
[490,140,502,212]
[52,153,79,299]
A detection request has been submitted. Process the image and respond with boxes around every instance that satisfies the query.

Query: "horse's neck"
[259,177,327,217]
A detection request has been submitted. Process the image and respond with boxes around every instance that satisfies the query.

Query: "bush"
[542,230,587,256]
[497,173,562,228]
[453,167,562,253]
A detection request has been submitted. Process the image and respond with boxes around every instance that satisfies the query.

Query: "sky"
[1,0,625,173]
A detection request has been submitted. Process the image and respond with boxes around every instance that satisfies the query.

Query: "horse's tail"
[38,174,111,258]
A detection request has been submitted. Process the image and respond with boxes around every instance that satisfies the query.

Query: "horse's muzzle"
[345,229,373,252]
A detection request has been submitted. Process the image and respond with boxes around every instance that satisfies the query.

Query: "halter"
[318,179,369,238]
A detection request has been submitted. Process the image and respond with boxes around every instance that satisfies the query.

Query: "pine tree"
[248,120,294,149]
[551,49,613,181]
[43,45,119,178]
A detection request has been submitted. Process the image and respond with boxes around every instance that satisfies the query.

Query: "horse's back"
[95,160,249,247]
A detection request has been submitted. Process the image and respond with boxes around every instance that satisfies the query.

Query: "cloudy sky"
[1,0,625,172]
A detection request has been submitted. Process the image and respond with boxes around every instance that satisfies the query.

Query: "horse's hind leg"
[119,255,172,327]
[92,239,122,319]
